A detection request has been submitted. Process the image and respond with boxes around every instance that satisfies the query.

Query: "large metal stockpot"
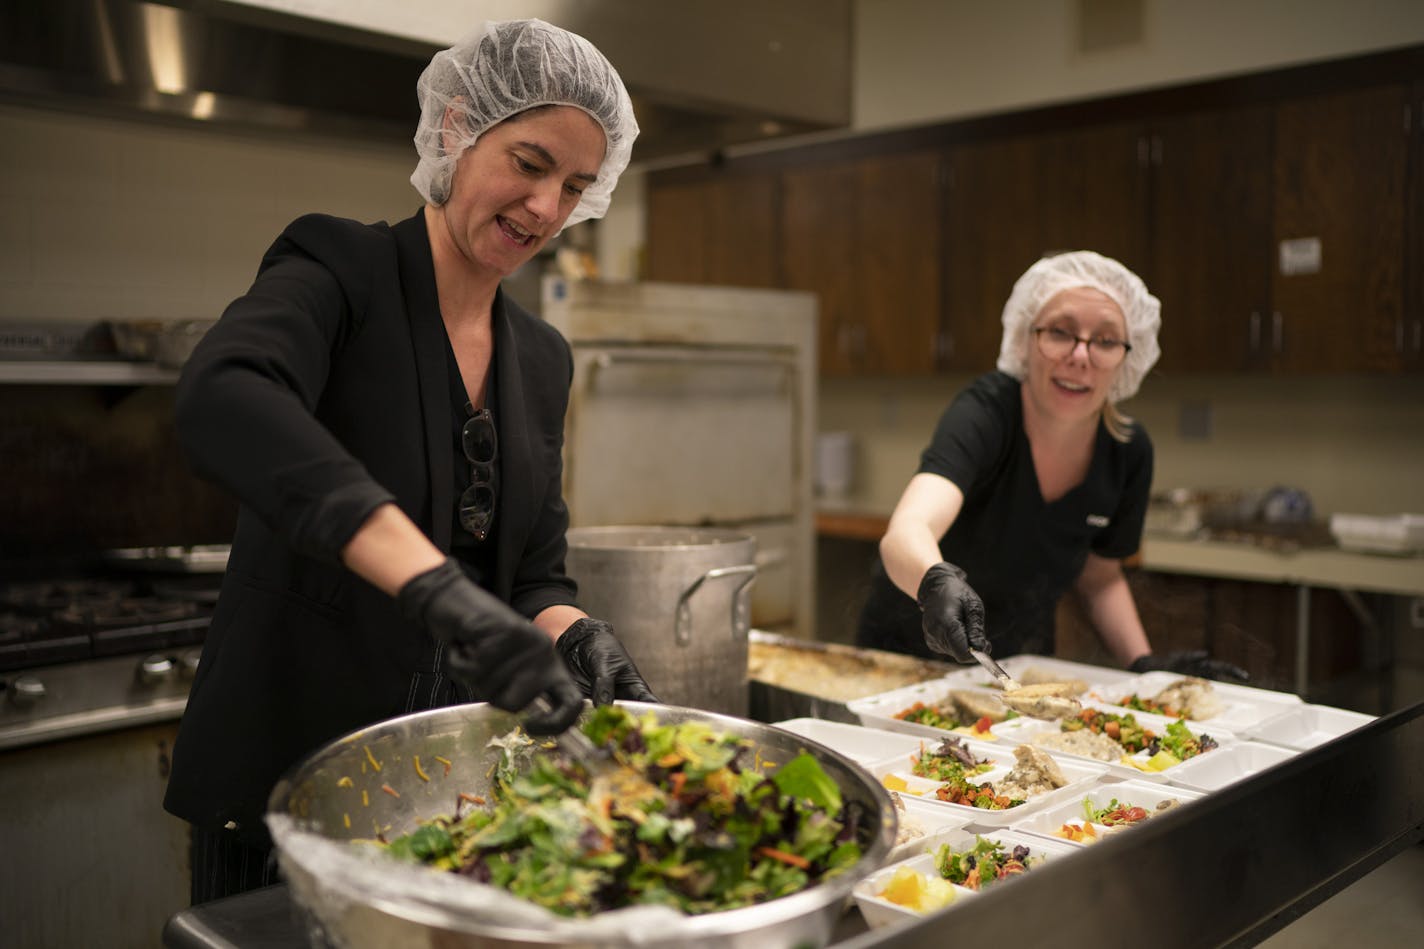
[266,701,896,949]
[564,527,758,716]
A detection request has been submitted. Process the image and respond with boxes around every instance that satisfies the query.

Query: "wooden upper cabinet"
[1271,83,1409,372]
[1149,105,1273,372]
[943,135,1042,370]
[645,173,779,288]
[943,122,1148,372]
[1409,80,1424,372]
[781,151,944,376]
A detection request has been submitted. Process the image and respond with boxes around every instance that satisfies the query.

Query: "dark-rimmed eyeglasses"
[459,404,497,541]
[1032,326,1132,368]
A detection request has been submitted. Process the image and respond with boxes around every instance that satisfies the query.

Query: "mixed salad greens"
[374,706,865,917]
[1061,707,1154,753]
[933,836,1039,890]
[909,738,995,782]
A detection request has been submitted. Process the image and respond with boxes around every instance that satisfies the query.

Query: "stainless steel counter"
[163,703,1424,949]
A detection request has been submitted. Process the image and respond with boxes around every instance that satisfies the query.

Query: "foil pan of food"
[747,631,956,725]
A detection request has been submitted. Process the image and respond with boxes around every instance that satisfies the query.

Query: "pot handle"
[674,564,757,646]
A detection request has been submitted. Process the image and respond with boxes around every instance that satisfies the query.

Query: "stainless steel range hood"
[0,0,852,163]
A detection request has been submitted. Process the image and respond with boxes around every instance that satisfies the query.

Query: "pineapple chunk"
[878,866,957,912]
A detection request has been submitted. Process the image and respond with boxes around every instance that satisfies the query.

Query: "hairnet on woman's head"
[996,250,1162,403]
[410,18,638,229]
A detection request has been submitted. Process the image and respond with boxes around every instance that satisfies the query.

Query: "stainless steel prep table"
[162,702,1424,949]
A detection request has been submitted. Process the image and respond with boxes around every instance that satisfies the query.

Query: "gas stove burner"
[52,597,200,631]
[0,581,135,616]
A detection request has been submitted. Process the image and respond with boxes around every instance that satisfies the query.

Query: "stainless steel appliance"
[565,526,759,715]
[541,277,818,637]
[0,557,224,947]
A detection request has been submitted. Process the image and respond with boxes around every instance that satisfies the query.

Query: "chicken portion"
[996,744,1069,800]
[999,683,1082,720]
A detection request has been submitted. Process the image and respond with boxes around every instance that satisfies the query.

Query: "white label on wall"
[1279,237,1322,275]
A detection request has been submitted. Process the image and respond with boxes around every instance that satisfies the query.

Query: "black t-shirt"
[857,371,1152,659]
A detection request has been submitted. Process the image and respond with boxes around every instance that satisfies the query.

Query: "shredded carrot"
[757,846,811,870]
[656,752,683,768]
[336,776,354,788]
[381,783,400,798]
[669,772,688,797]
[342,813,351,829]
[458,792,485,805]
[413,756,429,782]
[363,746,382,772]
[361,789,369,807]
[434,755,452,776]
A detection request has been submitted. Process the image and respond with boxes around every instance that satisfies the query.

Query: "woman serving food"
[164,19,656,903]
[857,251,1245,684]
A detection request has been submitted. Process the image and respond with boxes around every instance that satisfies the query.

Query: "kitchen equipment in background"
[1329,513,1424,555]
[154,320,217,368]
[0,564,223,949]
[746,631,956,724]
[265,700,895,949]
[565,526,757,716]
[542,277,817,637]
[815,430,856,498]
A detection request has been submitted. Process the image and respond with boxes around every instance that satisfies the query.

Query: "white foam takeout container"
[1089,670,1304,735]
[931,654,1139,692]
[1242,703,1376,752]
[883,793,980,866]
[846,680,1046,745]
[852,827,1077,928]
[864,735,1109,828]
[770,718,927,767]
[1010,779,1206,847]
[988,702,1238,784]
[1161,739,1299,793]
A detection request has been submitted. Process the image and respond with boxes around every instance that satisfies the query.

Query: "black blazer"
[163,209,579,842]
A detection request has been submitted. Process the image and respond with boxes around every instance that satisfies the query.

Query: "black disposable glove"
[916,562,989,663]
[398,559,583,734]
[556,618,660,707]
[1130,650,1250,684]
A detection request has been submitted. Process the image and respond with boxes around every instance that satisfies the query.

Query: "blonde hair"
[1103,401,1134,443]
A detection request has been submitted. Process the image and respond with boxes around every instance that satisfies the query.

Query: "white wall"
[819,373,1424,519]
[853,0,1424,132]
[0,105,418,323]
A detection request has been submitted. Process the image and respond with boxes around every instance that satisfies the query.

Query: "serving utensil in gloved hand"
[531,697,663,803]
[970,648,1082,721]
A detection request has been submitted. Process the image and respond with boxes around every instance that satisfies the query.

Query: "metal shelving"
[0,360,179,385]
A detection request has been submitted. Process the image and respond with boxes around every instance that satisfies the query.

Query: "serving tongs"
[534,699,663,801]
[970,648,1082,721]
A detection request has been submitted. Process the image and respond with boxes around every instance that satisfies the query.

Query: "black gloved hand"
[916,562,989,663]
[1130,650,1250,684]
[398,559,583,734]
[556,618,659,707]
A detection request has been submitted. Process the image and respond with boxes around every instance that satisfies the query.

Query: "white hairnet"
[410,18,638,230]
[996,250,1162,403]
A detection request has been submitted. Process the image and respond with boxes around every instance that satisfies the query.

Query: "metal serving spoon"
[970,648,1082,720]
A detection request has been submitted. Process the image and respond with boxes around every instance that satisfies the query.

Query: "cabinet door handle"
[1414,320,1422,356]
[1272,311,1283,354]
[1249,311,1261,352]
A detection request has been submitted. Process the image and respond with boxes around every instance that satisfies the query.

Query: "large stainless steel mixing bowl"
[267,701,896,949]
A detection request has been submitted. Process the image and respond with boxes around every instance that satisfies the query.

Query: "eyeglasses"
[1032,326,1132,368]
[459,404,497,541]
